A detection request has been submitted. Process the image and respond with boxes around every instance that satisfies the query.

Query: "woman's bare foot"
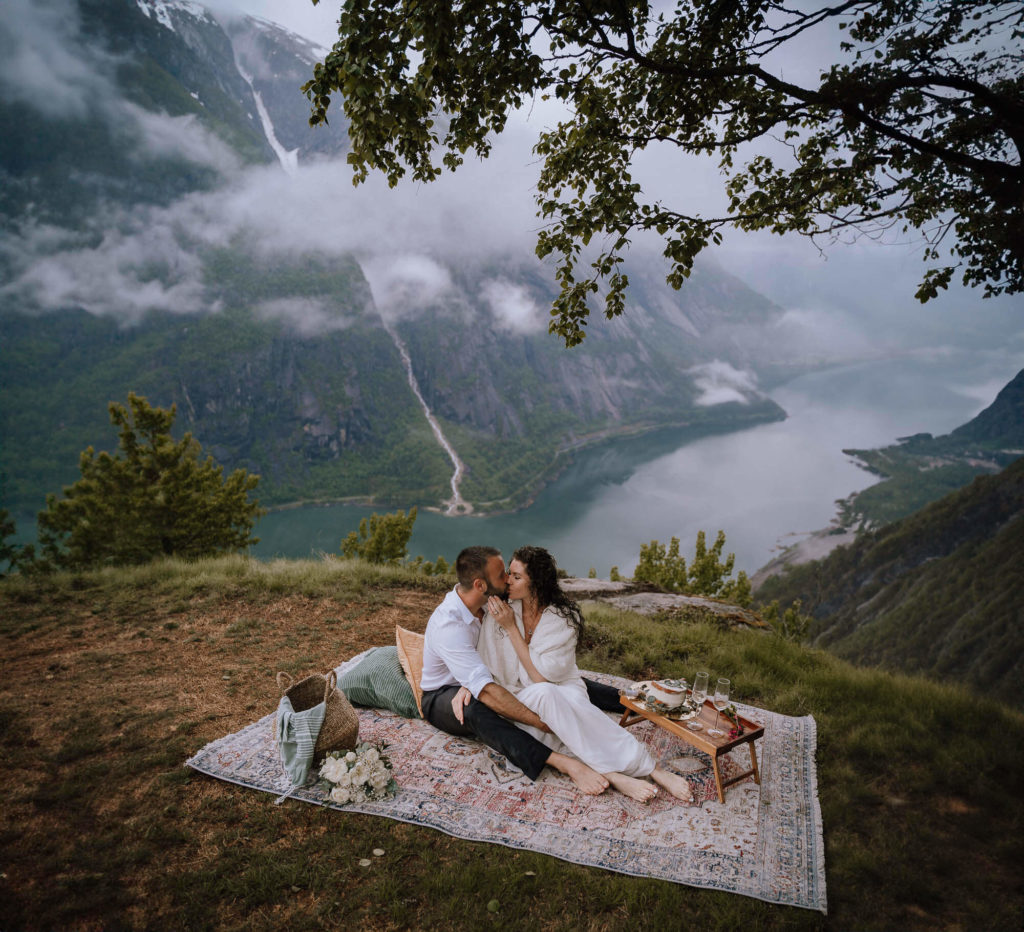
[605,772,659,803]
[651,767,693,801]
[547,752,609,795]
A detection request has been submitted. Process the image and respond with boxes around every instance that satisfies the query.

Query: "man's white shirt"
[419,586,495,698]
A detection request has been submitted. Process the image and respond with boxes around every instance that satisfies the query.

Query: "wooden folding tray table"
[618,694,765,804]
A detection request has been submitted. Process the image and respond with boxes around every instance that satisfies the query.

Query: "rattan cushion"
[395,625,425,717]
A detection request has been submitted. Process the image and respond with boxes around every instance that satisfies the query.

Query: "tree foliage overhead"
[305,0,1024,345]
[37,394,264,569]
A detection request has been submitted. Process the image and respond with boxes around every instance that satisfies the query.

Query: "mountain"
[0,0,348,229]
[0,251,786,519]
[836,367,1024,528]
[756,454,1024,708]
[0,0,794,526]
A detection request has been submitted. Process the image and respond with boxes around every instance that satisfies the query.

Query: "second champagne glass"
[708,678,730,737]
[688,671,709,731]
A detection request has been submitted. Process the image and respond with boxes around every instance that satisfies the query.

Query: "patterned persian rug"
[186,653,827,913]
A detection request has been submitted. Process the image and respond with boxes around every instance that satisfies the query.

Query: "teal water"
[252,348,1024,577]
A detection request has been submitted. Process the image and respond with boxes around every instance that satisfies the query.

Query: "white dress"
[478,602,655,777]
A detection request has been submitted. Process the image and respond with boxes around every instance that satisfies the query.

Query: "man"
[420,545,613,794]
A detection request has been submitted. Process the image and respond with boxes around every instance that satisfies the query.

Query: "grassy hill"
[757,457,1024,709]
[2,557,1022,930]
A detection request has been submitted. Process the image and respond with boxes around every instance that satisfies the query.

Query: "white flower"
[329,785,351,805]
[320,756,348,783]
[321,744,396,806]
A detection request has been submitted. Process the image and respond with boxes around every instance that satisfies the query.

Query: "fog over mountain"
[2,0,1021,530]
[4,0,1021,347]
[231,0,1024,353]
[0,0,793,522]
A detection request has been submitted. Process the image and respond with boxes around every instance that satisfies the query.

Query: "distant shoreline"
[750,524,859,590]
[265,405,790,520]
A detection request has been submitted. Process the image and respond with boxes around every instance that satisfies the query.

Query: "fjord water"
[252,348,1024,577]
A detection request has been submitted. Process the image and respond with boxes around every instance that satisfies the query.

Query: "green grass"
[3,553,453,603]
[1,558,1022,930]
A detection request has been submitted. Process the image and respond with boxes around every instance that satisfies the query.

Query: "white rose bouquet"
[319,742,396,805]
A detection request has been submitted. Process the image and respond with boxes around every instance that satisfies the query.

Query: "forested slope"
[757,456,1024,707]
[838,367,1024,527]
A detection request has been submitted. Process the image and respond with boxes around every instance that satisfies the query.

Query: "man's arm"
[474,682,550,732]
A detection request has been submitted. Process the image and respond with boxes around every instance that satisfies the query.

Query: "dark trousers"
[420,677,623,782]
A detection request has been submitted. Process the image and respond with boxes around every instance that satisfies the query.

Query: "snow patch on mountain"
[135,0,215,33]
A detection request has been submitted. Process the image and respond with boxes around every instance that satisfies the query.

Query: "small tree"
[37,394,263,569]
[341,507,417,564]
[0,508,34,576]
[633,537,688,591]
[761,598,812,643]
[633,530,752,606]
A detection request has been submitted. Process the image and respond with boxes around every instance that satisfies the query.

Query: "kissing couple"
[419,544,692,802]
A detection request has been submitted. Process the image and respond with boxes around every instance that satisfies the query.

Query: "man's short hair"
[455,545,501,588]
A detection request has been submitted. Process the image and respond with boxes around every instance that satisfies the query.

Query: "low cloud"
[688,360,760,406]
[481,279,544,334]
[254,297,352,335]
[128,105,243,174]
[1,217,208,322]
[0,0,118,119]
[360,254,454,320]
[769,307,876,359]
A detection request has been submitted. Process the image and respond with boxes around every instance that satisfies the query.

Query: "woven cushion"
[337,646,420,719]
[395,626,425,718]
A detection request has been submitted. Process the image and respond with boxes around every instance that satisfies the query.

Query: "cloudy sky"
[220,0,1024,352]
[3,0,1021,354]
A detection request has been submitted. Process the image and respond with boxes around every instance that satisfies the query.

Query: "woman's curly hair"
[512,545,584,635]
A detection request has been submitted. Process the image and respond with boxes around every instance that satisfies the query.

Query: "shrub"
[341,508,417,565]
[632,530,752,606]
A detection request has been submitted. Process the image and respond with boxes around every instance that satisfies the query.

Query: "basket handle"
[276,671,293,694]
[324,669,338,702]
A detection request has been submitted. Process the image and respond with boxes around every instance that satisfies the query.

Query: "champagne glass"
[708,678,730,737]
[687,671,709,731]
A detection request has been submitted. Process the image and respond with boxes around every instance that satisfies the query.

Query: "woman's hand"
[451,686,472,724]
[487,596,516,631]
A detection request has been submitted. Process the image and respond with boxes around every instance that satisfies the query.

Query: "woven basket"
[276,670,359,762]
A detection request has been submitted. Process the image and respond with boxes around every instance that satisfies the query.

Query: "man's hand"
[487,595,516,632]
[451,685,472,724]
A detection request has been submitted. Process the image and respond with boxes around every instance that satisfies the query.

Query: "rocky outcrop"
[561,578,771,630]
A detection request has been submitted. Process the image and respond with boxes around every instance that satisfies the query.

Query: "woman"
[476,545,692,803]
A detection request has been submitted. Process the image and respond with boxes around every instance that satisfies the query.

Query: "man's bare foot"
[605,772,658,803]
[547,752,609,795]
[651,767,693,801]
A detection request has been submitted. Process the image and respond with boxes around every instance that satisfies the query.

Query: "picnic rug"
[186,652,827,913]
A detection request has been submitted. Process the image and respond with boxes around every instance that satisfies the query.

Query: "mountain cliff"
[1,0,792,524]
[756,453,1024,708]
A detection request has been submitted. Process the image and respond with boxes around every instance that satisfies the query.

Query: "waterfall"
[383,323,470,515]
[236,62,298,176]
